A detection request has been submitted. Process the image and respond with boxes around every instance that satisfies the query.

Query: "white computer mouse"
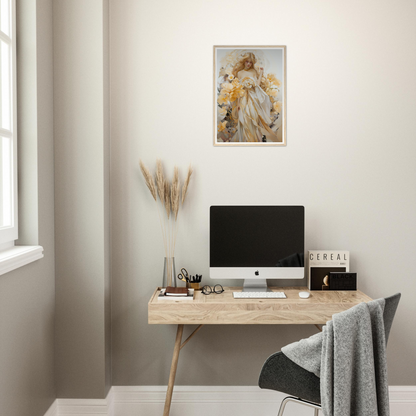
[299,291,311,299]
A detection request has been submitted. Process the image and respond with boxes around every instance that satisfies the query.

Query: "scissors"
[177,268,190,283]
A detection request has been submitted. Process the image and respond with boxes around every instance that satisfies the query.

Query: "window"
[0,0,42,274]
[0,0,17,247]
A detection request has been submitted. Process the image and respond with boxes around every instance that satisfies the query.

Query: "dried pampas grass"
[171,167,180,221]
[182,164,193,205]
[139,159,194,283]
[156,159,165,203]
[164,180,170,219]
[139,160,157,201]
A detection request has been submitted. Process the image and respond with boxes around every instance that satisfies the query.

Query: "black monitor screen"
[210,206,304,267]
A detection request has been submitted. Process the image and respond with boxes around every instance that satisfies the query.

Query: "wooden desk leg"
[163,324,184,416]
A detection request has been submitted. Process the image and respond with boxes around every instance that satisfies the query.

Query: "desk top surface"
[148,286,372,325]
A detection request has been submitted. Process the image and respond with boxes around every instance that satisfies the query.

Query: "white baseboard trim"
[58,389,114,416]
[45,385,416,416]
[43,389,114,416]
[389,386,416,416]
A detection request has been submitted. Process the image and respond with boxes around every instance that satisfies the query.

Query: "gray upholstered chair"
[258,293,401,416]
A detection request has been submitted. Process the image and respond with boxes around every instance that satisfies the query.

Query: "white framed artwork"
[214,45,286,146]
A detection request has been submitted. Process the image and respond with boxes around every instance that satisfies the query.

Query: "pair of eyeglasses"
[201,284,224,295]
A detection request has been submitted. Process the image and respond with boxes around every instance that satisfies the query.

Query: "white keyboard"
[233,291,286,299]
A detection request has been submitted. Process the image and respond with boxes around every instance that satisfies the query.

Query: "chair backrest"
[383,293,401,345]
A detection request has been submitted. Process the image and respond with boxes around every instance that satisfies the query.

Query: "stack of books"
[157,286,195,301]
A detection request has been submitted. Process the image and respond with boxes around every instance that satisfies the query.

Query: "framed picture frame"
[213,45,287,146]
[308,251,350,291]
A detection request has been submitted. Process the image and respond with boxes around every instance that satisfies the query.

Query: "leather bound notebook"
[165,286,188,296]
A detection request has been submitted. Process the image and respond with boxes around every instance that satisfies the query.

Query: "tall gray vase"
[162,257,176,288]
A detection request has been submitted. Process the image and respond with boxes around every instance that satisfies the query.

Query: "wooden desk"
[148,286,372,416]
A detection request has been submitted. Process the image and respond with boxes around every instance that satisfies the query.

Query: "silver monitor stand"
[242,279,270,292]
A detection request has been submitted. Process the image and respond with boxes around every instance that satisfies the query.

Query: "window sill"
[0,245,44,276]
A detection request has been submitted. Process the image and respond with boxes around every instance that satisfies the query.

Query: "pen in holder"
[178,269,202,290]
[187,274,202,290]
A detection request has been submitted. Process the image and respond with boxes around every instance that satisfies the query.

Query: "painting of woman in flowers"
[214,47,286,146]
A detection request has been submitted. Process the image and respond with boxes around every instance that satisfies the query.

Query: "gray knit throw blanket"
[282,299,390,416]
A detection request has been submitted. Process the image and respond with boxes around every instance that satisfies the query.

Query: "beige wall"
[0,0,56,415]
[110,0,416,386]
[54,0,111,399]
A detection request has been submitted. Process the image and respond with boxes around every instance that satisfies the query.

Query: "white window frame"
[0,0,17,246]
[0,0,43,274]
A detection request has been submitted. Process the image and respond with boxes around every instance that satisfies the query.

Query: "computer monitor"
[209,205,305,291]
